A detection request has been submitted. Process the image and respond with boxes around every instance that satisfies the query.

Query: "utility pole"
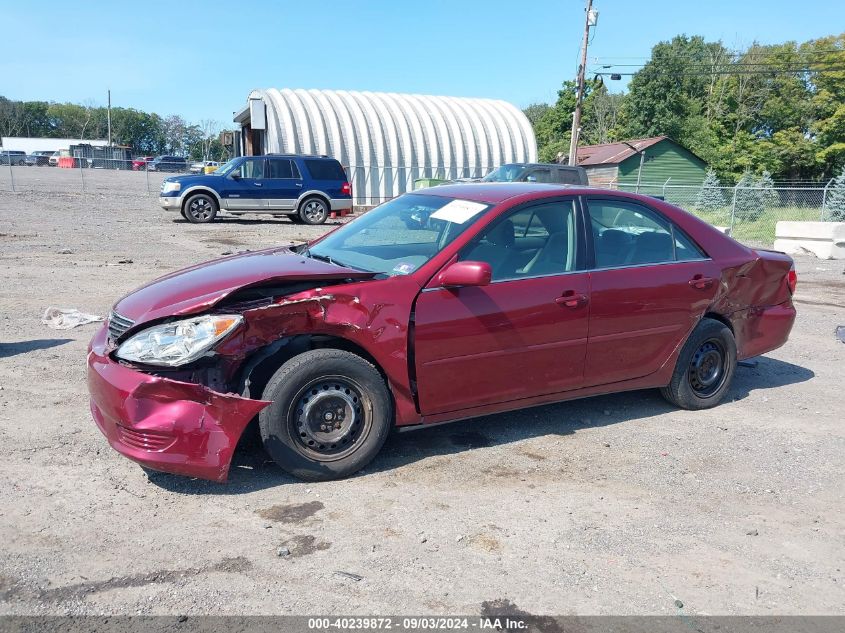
[107,89,112,147]
[567,0,596,166]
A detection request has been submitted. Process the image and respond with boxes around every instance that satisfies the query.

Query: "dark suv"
[149,156,188,172]
[482,163,589,185]
[159,154,353,224]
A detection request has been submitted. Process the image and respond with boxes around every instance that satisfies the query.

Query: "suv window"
[587,199,706,268]
[267,158,300,179]
[523,168,552,183]
[304,159,345,180]
[461,200,577,281]
[236,158,265,179]
[555,168,583,185]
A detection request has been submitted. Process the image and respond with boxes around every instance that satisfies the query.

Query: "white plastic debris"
[42,306,104,330]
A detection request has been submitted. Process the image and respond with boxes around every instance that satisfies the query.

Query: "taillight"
[341,182,351,196]
[787,267,797,295]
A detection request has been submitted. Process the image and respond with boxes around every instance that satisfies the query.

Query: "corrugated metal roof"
[576,136,667,166]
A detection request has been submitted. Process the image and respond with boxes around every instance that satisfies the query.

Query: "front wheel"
[259,349,393,481]
[183,193,218,223]
[660,318,737,410]
[298,197,329,225]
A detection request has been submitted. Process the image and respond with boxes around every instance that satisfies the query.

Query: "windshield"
[482,164,525,182]
[307,193,491,276]
[214,158,241,177]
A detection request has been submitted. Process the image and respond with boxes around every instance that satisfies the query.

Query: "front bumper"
[87,325,269,482]
[159,195,183,210]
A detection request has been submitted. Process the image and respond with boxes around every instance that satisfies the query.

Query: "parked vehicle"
[25,150,55,166]
[149,155,188,172]
[48,150,64,167]
[0,150,27,166]
[88,183,797,482]
[132,156,154,171]
[158,154,352,224]
[189,160,220,174]
[482,163,589,185]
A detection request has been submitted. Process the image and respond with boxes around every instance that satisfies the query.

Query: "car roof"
[264,153,336,160]
[414,182,610,204]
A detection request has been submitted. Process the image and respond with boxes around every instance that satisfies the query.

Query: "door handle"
[295,182,303,187]
[555,291,588,308]
[253,182,262,187]
[688,275,715,290]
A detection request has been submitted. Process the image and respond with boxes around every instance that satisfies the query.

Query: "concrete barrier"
[773,221,845,259]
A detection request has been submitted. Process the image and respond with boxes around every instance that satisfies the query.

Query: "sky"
[1,0,842,125]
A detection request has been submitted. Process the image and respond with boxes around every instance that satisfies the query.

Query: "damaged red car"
[87,183,797,482]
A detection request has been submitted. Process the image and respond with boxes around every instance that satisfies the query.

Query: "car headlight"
[115,314,242,367]
[162,181,181,193]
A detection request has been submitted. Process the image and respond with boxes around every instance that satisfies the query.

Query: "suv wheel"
[298,197,329,225]
[184,193,218,223]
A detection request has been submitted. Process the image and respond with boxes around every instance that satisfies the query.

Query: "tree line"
[526,33,845,184]
[0,97,231,160]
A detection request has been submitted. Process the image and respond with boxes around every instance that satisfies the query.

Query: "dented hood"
[114,246,375,324]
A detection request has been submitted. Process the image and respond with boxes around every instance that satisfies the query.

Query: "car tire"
[298,197,330,225]
[183,193,218,223]
[660,317,737,410]
[258,349,393,481]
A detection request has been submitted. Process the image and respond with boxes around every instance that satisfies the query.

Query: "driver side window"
[461,200,577,281]
[237,158,265,179]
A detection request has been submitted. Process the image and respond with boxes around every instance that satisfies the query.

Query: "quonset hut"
[233,88,537,205]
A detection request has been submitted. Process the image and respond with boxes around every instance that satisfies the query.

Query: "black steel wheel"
[661,318,736,410]
[184,193,218,223]
[259,349,393,481]
[687,338,728,398]
[289,376,371,460]
[298,197,329,225]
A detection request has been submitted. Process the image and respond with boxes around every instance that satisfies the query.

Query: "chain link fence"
[609,180,840,246]
[1,159,841,247]
[0,157,221,196]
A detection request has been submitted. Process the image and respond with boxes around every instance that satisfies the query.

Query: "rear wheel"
[183,193,218,223]
[298,197,329,225]
[258,349,393,481]
[660,318,736,410]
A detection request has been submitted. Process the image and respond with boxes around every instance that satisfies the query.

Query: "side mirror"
[525,174,537,182]
[230,172,241,180]
[438,261,492,288]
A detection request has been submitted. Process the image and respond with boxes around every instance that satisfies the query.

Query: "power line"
[592,67,845,77]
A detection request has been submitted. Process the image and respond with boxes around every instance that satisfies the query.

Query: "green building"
[575,136,707,194]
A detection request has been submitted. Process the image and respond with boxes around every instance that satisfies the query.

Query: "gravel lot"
[0,170,843,617]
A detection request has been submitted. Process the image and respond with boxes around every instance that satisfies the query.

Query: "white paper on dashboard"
[430,199,488,224]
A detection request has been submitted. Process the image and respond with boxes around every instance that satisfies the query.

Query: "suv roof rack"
[265,153,331,159]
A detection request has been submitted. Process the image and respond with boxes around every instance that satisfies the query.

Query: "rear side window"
[304,159,346,180]
[587,199,705,268]
[267,158,300,179]
[555,168,583,185]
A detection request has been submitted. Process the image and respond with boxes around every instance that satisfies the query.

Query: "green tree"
[523,103,550,127]
[826,166,845,220]
[695,169,726,211]
[734,171,764,221]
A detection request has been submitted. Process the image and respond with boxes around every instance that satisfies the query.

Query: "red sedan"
[87,184,797,482]
[131,156,154,171]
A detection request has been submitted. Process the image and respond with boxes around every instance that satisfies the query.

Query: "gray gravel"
[0,175,843,616]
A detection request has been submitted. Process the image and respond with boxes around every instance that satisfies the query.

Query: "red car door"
[413,198,590,415]
[583,196,722,386]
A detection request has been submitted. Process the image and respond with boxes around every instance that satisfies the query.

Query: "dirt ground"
[0,171,843,617]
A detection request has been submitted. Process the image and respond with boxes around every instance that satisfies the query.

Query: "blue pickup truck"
[159,154,353,224]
